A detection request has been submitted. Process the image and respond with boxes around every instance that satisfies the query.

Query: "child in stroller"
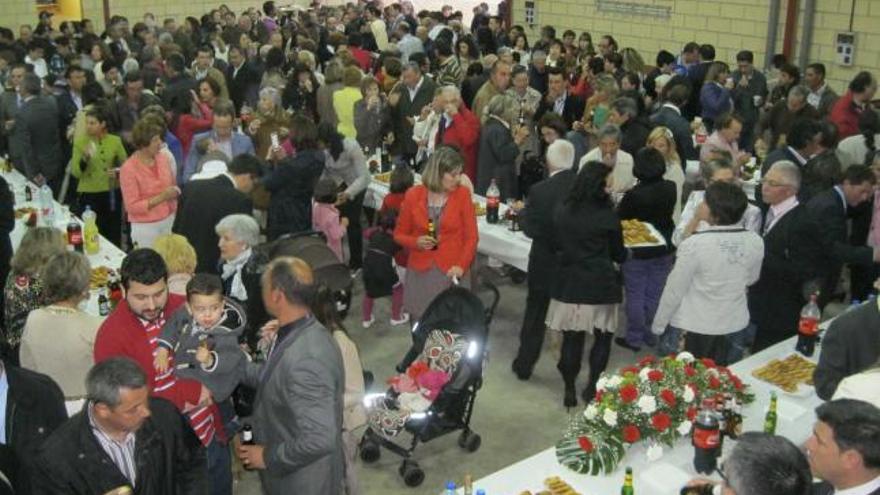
[360,279,499,487]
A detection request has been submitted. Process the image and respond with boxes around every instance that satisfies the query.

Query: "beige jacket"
[333,330,367,431]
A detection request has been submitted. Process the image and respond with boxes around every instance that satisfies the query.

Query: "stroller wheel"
[359,434,381,463]
[399,460,425,487]
[458,430,482,452]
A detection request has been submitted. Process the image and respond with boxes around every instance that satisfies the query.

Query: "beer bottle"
[463,474,473,495]
[241,424,255,445]
[763,392,778,435]
[427,219,438,250]
[621,466,634,495]
[98,291,110,316]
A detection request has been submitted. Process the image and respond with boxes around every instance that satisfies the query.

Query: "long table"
[364,175,533,272]
[465,333,825,494]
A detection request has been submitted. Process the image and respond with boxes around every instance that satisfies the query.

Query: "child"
[312,177,348,262]
[379,165,414,272]
[155,273,247,415]
[362,210,408,328]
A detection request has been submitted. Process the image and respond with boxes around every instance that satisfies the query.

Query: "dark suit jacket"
[520,169,575,292]
[161,74,197,112]
[0,92,22,161]
[462,74,488,110]
[813,301,880,400]
[619,117,652,156]
[535,93,586,130]
[13,96,64,181]
[173,175,253,273]
[55,90,80,136]
[650,105,698,161]
[226,61,261,113]
[812,480,880,495]
[390,77,437,157]
[617,177,676,259]
[756,146,805,207]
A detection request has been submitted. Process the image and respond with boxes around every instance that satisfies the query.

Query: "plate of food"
[621,219,666,248]
[518,476,583,495]
[751,353,817,396]
[90,266,114,290]
[373,172,391,184]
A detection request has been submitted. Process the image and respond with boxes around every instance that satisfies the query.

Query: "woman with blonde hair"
[477,94,530,199]
[152,233,197,296]
[334,65,365,139]
[3,227,66,363]
[620,47,646,80]
[581,74,619,131]
[647,126,685,220]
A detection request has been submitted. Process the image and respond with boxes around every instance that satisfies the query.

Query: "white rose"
[639,367,652,382]
[637,395,657,414]
[603,408,618,427]
[676,351,695,363]
[596,376,609,392]
[646,442,664,461]
[682,386,695,403]
[607,375,623,388]
[677,420,693,436]
[584,404,598,421]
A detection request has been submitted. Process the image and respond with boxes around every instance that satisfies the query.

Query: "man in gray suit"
[0,63,28,164]
[236,257,346,495]
[13,73,63,196]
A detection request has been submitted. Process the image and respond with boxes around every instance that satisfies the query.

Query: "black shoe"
[564,383,577,408]
[615,337,641,352]
[511,360,531,381]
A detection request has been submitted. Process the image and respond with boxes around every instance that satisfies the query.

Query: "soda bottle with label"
[692,398,720,474]
[795,294,820,357]
[67,221,83,253]
[83,205,100,254]
[485,179,500,224]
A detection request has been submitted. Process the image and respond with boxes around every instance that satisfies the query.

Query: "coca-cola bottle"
[692,398,721,475]
[486,179,500,224]
[796,294,821,357]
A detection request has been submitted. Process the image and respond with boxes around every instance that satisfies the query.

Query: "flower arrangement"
[556,352,754,475]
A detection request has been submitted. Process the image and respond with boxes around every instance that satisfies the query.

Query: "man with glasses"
[806,399,880,495]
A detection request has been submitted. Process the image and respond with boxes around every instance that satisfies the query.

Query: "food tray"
[750,352,816,397]
[622,220,667,248]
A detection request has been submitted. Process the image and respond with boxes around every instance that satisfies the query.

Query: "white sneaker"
[390,313,410,326]
[362,316,375,329]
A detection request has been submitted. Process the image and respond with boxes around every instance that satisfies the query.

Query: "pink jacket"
[312,201,346,262]
[120,152,177,224]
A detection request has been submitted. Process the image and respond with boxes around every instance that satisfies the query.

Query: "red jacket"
[829,91,862,140]
[440,107,480,182]
[394,184,478,273]
[174,102,213,157]
[94,294,226,440]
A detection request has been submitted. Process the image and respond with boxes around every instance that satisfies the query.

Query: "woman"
[354,76,391,152]
[647,126,685,221]
[581,74,619,131]
[837,109,879,170]
[70,105,128,245]
[546,161,627,407]
[620,47,646,82]
[616,148,676,352]
[394,146,478,321]
[477,94,530,200]
[576,32,596,61]
[456,35,480,69]
[333,65,365,139]
[152,233,197,296]
[3,227,66,364]
[282,63,319,120]
[699,113,751,172]
[511,33,531,66]
[216,214,268,348]
[262,115,327,240]
[317,62,344,128]
[248,87,290,161]
[318,122,370,271]
[84,40,111,79]
[120,117,179,248]
[700,61,734,131]
[171,87,214,158]
[20,252,101,400]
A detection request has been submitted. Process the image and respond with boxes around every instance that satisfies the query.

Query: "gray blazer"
[243,316,346,495]
[322,137,370,199]
[13,95,63,181]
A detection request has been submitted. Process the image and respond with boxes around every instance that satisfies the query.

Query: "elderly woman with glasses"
[215,213,268,347]
[476,93,530,200]
[20,252,101,400]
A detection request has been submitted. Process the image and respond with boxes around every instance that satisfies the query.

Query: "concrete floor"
[233,266,656,494]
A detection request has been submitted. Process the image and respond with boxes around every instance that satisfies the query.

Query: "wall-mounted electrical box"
[524,1,536,27]
[835,32,855,66]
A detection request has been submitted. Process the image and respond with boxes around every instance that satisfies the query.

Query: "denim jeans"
[657,325,682,357]
[207,437,232,495]
[725,324,756,364]
[622,255,673,347]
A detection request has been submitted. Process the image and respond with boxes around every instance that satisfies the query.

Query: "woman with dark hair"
[511,32,531,66]
[170,87,213,158]
[700,61,733,131]
[282,62,319,120]
[317,122,370,271]
[456,35,480,69]
[546,161,627,407]
[262,115,326,240]
[354,76,391,152]
[260,46,287,92]
[615,148,676,352]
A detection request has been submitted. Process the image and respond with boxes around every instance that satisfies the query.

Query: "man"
[535,67,585,129]
[578,124,635,194]
[394,22,423,64]
[801,165,879,309]
[488,15,508,48]
[748,161,814,351]
[13,73,64,195]
[684,432,812,495]
[174,154,260,273]
[512,140,576,380]
[32,358,208,494]
[804,63,838,117]
[606,96,650,156]
[672,41,700,76]
[236,258,345,495]
[830,71,877,139]
[104,22,130,65]
[365,5,388,52]
[462,54,495,110]
[57,65,87,138]
[24,41,47,79]
[644,50,676,102]
[389,61,437,161]
[94,249,229,495]
[528,50,548,95]
[225,45,260,113]
[650,83,698,161]
[732,50,767,152]
[757,85,819,152]
[183,100,255,182]
[435,38,463,88]
[813,296,880,399]
[684,44,715,120]
[161,53,196,113]
[0,63,27,163]
[806,399,880,495]
[436,86,480,181]
[110,70,162,147]
[756,118,821,207]
[472,59,512,120]
[597,35,618,57]
[193,44,230,101]
[0,360,66,494]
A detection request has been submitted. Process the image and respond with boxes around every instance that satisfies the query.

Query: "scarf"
[221,248,252,301]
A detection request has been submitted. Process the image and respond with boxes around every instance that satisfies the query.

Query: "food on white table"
[751,354,816,393]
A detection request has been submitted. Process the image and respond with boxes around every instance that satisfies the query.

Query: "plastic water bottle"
[39,184,55,226]
[443,481,456,495]
[83,206,100,254]
[795,294,821,357]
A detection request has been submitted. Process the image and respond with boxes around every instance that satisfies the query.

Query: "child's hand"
[196,346,214,367]
[154,347,170,373]
[340,217,350,227]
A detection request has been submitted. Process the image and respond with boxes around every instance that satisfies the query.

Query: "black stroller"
[360,272,500,487]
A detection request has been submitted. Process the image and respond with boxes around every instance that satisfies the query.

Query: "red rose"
[619,384,639,403]
[701,358,716,368]
[638,355,657,367]
[622,425,641,443]
[648,370,664,382]
[651,412,672,432]
[718,366,731,376]
[595,390,605,402]
[709,376,722,389]
[622,366,640,375]
[686,407,697,421]
[660,389,676,407]
[578,436,594,453]
[732,376,743,390]
[684,365,697,377]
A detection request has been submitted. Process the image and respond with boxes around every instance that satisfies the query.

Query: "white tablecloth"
[3,168,126,317]
[466,334,825,495]
[364,176,532,272]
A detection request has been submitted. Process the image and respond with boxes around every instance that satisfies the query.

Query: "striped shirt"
[88,403,137,487]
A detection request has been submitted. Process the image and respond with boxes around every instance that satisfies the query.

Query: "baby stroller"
[261,230,353,316]
[360,272,500,487]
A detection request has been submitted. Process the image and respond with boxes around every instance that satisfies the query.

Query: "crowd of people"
[0,0,878,493]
